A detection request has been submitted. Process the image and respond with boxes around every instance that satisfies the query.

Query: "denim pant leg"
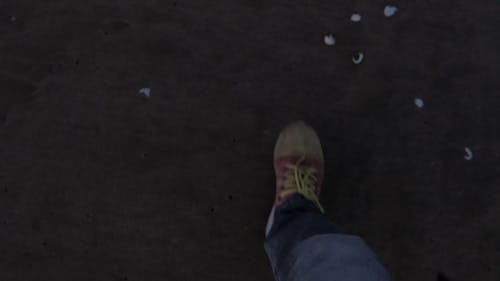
[264,194,340,280]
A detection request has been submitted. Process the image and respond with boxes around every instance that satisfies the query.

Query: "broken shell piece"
[350,14,362,22]
[324,34,336,46]
[352,52,364,64]
[139,87,151,98]
[414,98,424,108]
[464,147,473,160]
[384,5,398,17]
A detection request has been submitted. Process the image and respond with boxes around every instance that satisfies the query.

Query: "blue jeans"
[264,194,392,281]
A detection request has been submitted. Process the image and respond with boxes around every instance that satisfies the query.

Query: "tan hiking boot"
[273,121,325,212]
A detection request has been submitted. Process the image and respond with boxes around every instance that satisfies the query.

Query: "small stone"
[384,5,398,17]
[323,34,336,46]
[352,52,364,64]
[464,147,473,160]
[414,98,424,108]
[350,14,362,22]
[138,87,151,98]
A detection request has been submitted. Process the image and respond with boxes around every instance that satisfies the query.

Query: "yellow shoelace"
[279,157,324,213]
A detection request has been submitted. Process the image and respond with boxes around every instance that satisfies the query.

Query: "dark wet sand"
[1,0,499,280]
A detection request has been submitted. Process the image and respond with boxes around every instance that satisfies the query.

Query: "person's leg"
[264,121,392,281]
[265,194,340,278]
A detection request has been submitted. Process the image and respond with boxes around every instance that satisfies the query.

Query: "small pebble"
[323,34,336,46]
[464,147,473,160]
[350,14,362,22]
[384,5,398,17]
[414,98,424,108]
[352,52,364,64]
[138,87,151,98]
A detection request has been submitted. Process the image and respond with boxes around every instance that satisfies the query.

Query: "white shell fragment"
[324,34,336,46]
[352,52,364,64]
[138,87,151,98]
[414,98,424,108]
[384,5,398,17]
[350,14,362,22]
[464,147,473,160]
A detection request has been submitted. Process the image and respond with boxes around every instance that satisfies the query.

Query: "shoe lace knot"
[279,157,324,213]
